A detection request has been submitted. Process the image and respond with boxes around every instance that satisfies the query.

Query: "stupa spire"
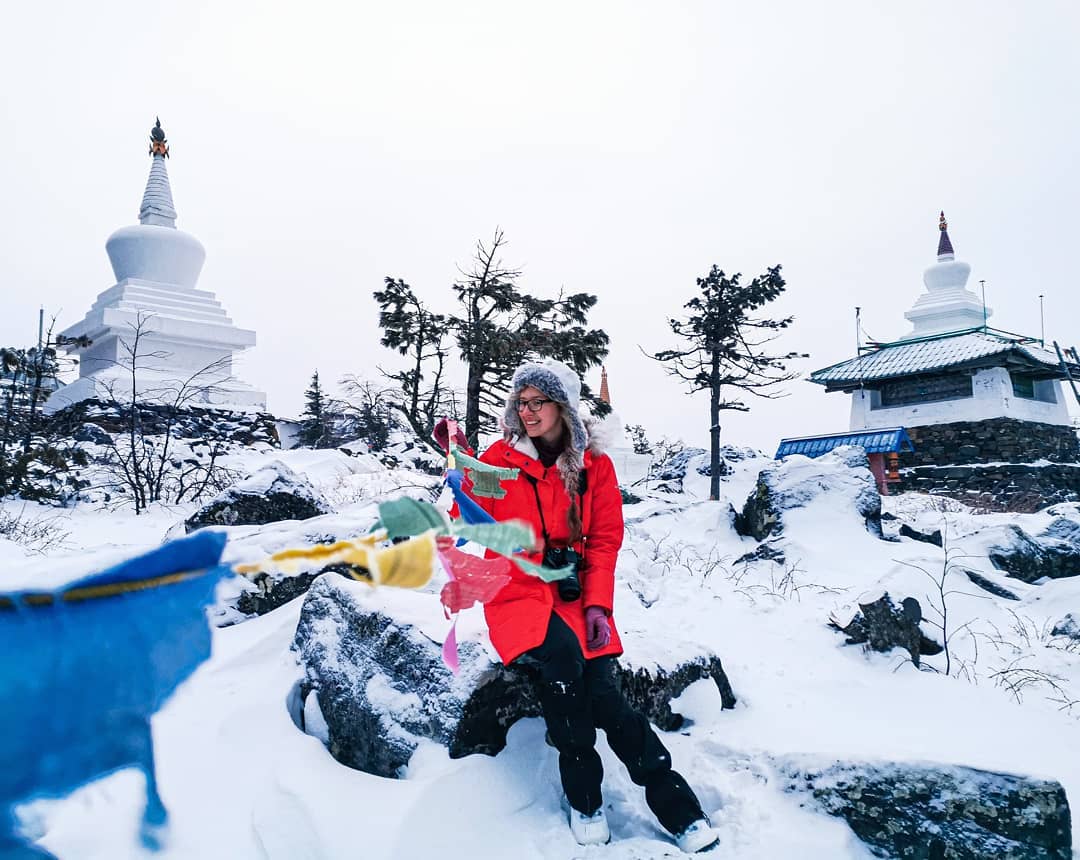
[937,210,954,260]
[139,118,177,228]
[599,366,611,406]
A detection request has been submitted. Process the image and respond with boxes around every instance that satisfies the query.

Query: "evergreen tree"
[373,278,452,450]
[0,322,91,502]
[374,230,610,449]
[299,370,330,448]
[450,230,609,446]
[651,264,805,500]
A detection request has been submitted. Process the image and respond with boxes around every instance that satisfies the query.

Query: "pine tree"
[375,230,610,450]
[0,322,91,502]
[373,278,452,449]
[450,230,609,446]
[652,264,806,500]
[299,370,330,448]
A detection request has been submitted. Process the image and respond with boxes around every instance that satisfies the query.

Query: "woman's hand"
[584,606,611,650]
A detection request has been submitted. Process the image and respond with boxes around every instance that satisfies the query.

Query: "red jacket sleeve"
[581,454,623,613]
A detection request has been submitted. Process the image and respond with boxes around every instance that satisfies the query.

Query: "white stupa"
[46,119,266,414]
[900,212,990,339]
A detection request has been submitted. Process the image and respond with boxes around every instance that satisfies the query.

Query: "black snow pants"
[515,612,705,837]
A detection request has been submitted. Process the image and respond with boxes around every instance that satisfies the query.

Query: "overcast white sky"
[3,1,1079,451]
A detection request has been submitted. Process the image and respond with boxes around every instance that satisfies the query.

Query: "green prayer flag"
[454,521,536,557]
[452,446,518,499]
[378,497,450,539]
[513,556,576,583]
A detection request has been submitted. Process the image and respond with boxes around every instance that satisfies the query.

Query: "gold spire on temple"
[149,117,169,157]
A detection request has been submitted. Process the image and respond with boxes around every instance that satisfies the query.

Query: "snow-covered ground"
[4,444,1079,859]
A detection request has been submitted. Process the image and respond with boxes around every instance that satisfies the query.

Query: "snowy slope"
[5,446,1079,859]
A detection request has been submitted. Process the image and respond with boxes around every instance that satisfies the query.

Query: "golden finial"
[149,117,169,157]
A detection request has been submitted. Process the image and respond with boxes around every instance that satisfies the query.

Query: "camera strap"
[524,474,550,544]
[524,471,588,547]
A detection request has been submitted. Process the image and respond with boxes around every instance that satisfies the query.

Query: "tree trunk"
[464,361,483,449]
[709,349,721,500]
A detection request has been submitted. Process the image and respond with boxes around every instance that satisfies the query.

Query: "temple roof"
[810,330,1075,391]
[776,427,914,459]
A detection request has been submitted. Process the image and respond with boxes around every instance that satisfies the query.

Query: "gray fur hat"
[502,358,588,457]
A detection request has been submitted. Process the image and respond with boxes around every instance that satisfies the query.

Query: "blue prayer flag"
[0,530,232,857]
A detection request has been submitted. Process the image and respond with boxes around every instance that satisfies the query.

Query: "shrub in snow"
[292,575,737,779]
[784,759,1072,860]
[988,518,1080,583]
[184,461,330,533]
[735,446,881,541]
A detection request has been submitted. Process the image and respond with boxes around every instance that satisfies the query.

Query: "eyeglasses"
[515,397,553,412]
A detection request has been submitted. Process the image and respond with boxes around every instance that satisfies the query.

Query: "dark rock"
[72,422,112,445]
[185,461,330,533]
[735,541,786,566]
[1051,613,1080,640]
[784,760,1072,860]
[899,523,943,547]
[237,570,325,616]
[964,569,1020,601]
[293,576,737,779]
[620,486,643,505]
[989,523,1080,583]
[832,592,943,666]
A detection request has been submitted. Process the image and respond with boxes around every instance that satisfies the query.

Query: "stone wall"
[892,418,1080,511]
[49,398,280,447]
[900,418,1079,468]
[895,463,1080,512]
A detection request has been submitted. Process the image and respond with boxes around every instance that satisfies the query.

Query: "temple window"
[1010,373,1057,403]
[872,372,973,409]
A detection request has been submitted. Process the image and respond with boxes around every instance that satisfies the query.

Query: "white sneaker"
[676,818,720,853]
[569,807,611,845]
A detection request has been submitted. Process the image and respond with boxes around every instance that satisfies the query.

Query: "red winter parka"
[470,435,625,665]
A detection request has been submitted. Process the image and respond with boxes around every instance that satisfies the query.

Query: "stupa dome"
[106,224,205,288]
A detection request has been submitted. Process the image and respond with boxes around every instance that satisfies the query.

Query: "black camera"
[543,546,582,602]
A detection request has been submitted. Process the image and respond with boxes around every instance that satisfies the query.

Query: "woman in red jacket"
[468,359,719,854]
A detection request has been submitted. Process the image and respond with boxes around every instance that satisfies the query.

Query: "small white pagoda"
[811,213,1073,432]
[46,119,265,414]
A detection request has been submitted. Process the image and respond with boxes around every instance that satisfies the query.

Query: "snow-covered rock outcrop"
[735,446,882,541]
[292,575,737,778]
[185,461,330,533]
[988,515,1080,583]
[784,759,1072,859]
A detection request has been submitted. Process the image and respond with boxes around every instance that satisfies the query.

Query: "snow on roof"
[810,330,1071,389]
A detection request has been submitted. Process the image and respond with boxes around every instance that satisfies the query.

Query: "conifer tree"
[652,264,805,500]
[375,230,610,449]
[299,370,330,448]
[373,278,452,449]
[450,230,609,446]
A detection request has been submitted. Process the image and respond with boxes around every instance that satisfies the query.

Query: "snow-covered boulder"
[735,446,882,541]
[784,760,1072,859]
[1052,613,1080,640]
[988,518,1080,583]
[184,461,330,533]
[652,447,708,492]
[829,591,943,666]
[292,575,737,779]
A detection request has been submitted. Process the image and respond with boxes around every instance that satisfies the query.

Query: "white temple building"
[45,119,265,414]
[776,214,1080,497]
[810,214,1073,432]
